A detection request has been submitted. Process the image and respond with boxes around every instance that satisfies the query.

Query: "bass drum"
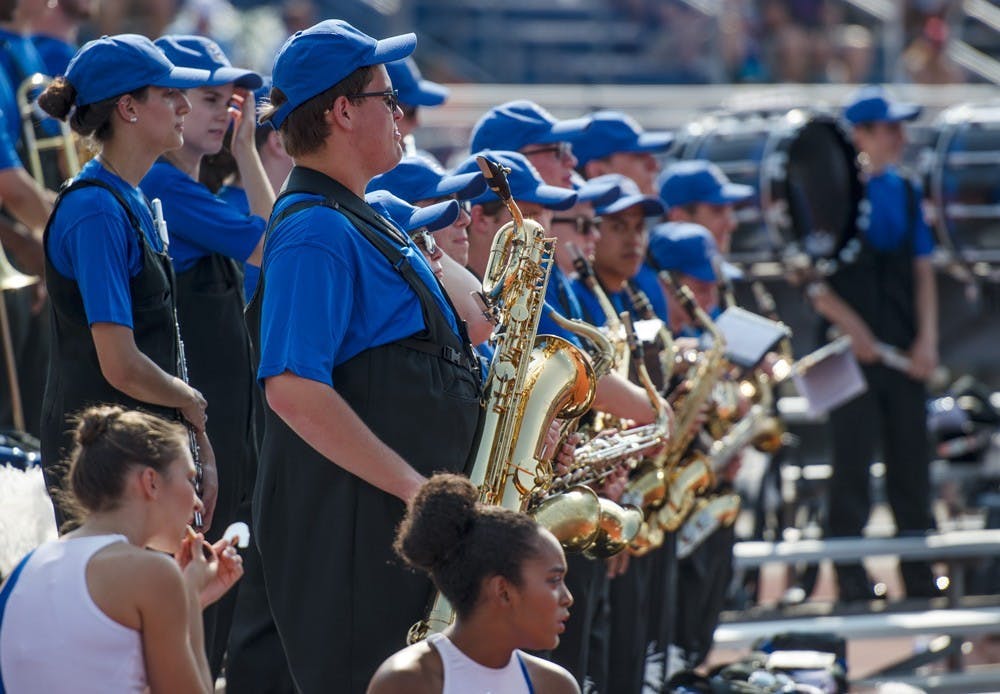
[675,110,863,266]
[923,102,1000,263]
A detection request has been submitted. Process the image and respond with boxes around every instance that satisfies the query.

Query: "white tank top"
[0,534,147,693]
[429,632,534,694]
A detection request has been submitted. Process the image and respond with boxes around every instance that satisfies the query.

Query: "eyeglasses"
[521,142,573,161]
[412,229,439,256]
[551,215,602,236]
[349,88,400,112]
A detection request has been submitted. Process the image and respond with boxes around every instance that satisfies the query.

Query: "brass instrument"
[528,314,669,557]
[675,493,741,560]
[656,273,726,471]
[0,238,38,432]
[17,73,82,186]
[656,376,781,532]
[627,272,727,555]
[408,156,600,643]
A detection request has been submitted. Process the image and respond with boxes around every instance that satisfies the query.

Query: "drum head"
[779,117,862,260]
[928,104,1000,263]
[677,111,862,263]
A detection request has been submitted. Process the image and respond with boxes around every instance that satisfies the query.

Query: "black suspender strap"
[265,168,478,373]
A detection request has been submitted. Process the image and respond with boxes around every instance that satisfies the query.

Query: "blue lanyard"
[0,550,36,694]
[516,653,535,694]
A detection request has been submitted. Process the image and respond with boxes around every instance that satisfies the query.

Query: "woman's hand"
[230,89,256,159]
[176,528,244,609]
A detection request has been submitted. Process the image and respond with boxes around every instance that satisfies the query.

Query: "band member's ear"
[116,95,139,124]
[328,95,352,129]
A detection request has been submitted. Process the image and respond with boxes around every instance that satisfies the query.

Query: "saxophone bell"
[528,484,602,552]
[583,499,644,558]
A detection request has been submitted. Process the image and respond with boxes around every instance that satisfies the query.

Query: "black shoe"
[836,564,886,603]
[904,576,949,600]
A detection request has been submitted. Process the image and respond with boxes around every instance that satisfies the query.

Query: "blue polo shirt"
[257,193,461,388]
[216,184,261,300]
[30,34,75,76]
[864,168,934,258]
[141,160,266,274]
[571,274,669,328]
[0,29,56,143]
[0,66,18,153]
[632,264,670,321]
[545,264,584,321]
[0,108,19,171]
[46,158,162,327]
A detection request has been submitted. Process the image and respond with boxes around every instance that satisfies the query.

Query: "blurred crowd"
[55,0,976,87]
[617,0,970,84]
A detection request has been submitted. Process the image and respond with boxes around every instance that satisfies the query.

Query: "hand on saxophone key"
[552,430,582,476]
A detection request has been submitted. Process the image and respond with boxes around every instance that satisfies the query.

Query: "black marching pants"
[827,364,935,595]
[549,552,610,693]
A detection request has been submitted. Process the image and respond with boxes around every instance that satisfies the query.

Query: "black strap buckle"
[442,346,463,366]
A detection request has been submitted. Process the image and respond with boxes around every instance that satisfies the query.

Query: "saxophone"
[627,272,727,555]
[527,314,669,557]
[656,385,778,533]
[408,157,601,643]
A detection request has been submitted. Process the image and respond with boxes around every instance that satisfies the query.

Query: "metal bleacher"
[715,530,1000,690]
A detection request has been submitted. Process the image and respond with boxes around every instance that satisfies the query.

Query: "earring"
[129,117,137,123]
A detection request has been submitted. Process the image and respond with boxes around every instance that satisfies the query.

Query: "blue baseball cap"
[367,155,486,202]
[570,171,621,207]
[268,19,416,129]
[366,190,459,234]
[647,222,720,282]
[572,110,674,166]
[155,35,262,89]
[386,57,449,107]
[469,100,592,153]
[843,85,922,125]
[658,160,754,209]
[457,151,578,210]
[66,34,211,107]
[591,173,665,217]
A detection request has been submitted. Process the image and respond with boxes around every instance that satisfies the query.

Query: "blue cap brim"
[633,131,674,152]
[703,182,755,205]
[398,79,449,107]
[576,179,621,206]
[203,66,264,89]
[434,171,487,200]
[411,199,459,232]
[721,261,743,280]
[885,102,922,122]
[372,32,417,65]
[538,115,592,144]
[153,66,213,89]
[598,194,665,217]
[523,185,578,210]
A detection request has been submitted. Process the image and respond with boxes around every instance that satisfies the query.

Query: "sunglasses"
[551,215,602,236]
[349,88,400,112]
[411,229,439,256]
[521,142,573,161]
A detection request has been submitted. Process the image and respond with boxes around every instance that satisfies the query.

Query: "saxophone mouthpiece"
[476,156,513,204]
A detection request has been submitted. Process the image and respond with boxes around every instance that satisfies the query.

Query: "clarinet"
[152,198,204,529]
